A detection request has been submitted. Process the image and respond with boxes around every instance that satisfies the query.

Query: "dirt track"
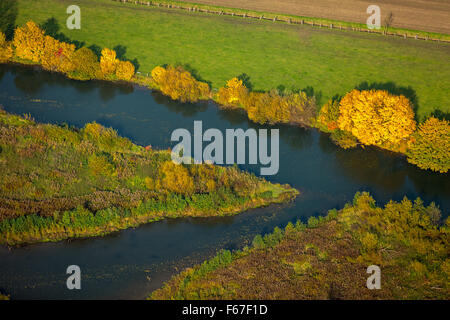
[178,0,450,34]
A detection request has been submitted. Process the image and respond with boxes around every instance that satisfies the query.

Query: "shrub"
[115,60,135,81]
[70,47,101,80]
[159,161,195,196]
[245,90,315,126]
[216,77,248,107]
[13,21,45,62]
[151,65,210,102]
[338,90,416,148]
[330,129,358,149]
[317,99,340,132]
[41,35,75,73]
[100,47,118,77]
[252,234,265,249]
[0,31,13,62]
[406,117,450,173]
[88,154,115,177]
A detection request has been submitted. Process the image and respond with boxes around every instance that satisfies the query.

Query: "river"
[0,64,448,299]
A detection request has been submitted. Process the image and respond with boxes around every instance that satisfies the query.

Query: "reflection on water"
[0,64,448,299]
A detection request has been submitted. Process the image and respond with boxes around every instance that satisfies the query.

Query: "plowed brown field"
[179,0,450,34]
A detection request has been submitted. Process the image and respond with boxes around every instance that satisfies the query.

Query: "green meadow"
[16,0,450,119]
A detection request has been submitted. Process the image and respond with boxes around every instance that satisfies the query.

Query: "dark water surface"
[0,64,448,299]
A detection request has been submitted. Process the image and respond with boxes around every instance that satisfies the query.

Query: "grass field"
[16,0,450,119]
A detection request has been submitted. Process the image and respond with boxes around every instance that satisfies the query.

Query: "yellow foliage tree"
[0,32,13,63]
[151,66,166,83]
[160,161,194,196]
[100,48,118,77]
[70,47,101,80]
[317,99,340,132]
[406,117,450,173]
[151,65,210,103]
[337,90,416,147]
[245,90,315,125]
[217,77,248,107]
[41,35,75,73]
[115,60,135,81]
[13,21,45,62]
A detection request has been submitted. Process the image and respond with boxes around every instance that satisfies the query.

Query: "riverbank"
[150,192,449,300]
[0,109,298,246]
[14,0,450,119]
[1,62,449,299]
[2,10,449,173]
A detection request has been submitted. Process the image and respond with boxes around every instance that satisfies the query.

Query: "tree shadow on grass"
[429,109,450,121]
[356,81,419,121]
[113,45,140,71]
[174,63,212,88]
[40,18,141,71]
[0,0,18,40]
[40,17,85,49]
[237,73,253,91]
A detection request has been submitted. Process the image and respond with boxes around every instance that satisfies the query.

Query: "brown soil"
[179,0,450,34]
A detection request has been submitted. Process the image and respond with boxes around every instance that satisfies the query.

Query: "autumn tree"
[100,47,118,77]
[70,47,101,80]
[13,21,45,62]
[406,117,450,173]
[317,99,340,132]
[337,89,416,148]
[217,77,248,107]
[159,161,194,196]
[115,60,135,81]
[151,65,210,103]
[245,90,315,126]
[0,31,13,62]
[41,35,75,73]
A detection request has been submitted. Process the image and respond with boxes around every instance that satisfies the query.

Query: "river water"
[0,64,448,299]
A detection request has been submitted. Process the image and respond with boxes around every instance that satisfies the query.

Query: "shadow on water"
[151,90,208,116]
[318,131,450,202]
[4,64,135,102]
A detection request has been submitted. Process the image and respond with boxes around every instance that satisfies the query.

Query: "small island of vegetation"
[0,109,298,246]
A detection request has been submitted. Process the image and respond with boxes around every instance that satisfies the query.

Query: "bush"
[406,117,450,173]
[115,60,135,81]
[41,35,75,73]
[252,234,265,249]
[216,77,248,107]
[317,99,340,132]
[0,31,13,62]
[245,90,316,126]
[69,47,101,80]
[159,161,195,196]
[151,65,210,102]
[330,129,358,149]
[13,21,45,62]
[100,47,118,77]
